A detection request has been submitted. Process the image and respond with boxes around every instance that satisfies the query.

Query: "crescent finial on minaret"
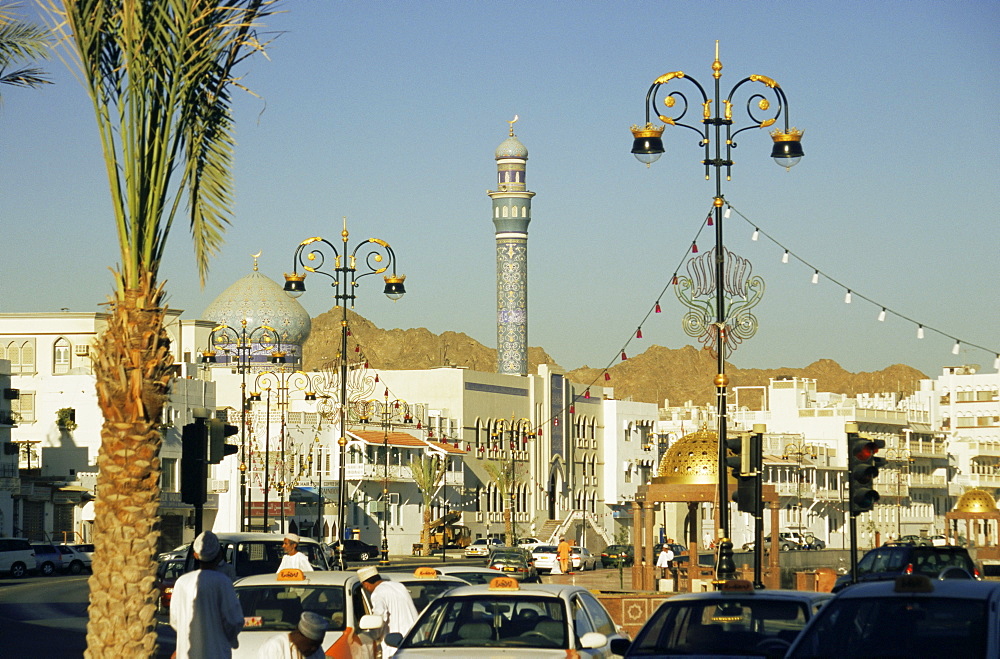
[251,250,262,271]
[508,114,519,136]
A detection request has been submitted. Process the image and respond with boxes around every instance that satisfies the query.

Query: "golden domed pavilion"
[946,489,1000,550]
[630,429,780,590]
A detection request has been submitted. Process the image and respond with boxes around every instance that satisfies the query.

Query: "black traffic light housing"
[727,427,764,516]
[181,417,208,506]
[208,418,239,464]
[847,423,886,516]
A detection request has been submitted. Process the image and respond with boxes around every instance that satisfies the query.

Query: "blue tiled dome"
[203,270,311,346]
[495,134,528,160]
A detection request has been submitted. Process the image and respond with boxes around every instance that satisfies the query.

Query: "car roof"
[442,582,594,598]
[833,578,1000,600]
[234,569,359,588]
[211,532,320,544]
[665,588,834,605]
[377,570,470,584]
[435,566,497,575]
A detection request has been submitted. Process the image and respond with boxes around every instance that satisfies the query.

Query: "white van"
[0,537,37,577]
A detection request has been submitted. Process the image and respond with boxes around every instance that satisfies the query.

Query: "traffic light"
[181,419,207,506]
[728,428,763,516]
[207,418,239,464]
[847,423,886,515]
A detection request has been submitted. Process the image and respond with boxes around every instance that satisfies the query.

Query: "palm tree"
[41,2,280,656]
[484,459,516,545]
[0,2,51,94]
[409,454,447,557]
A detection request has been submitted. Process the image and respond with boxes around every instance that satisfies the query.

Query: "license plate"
[503,567,516,572]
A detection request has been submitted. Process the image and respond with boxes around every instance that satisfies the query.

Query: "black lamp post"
[284,219,405,570]
[631,41,804,581]
[250,368,315,533]
[203,323,285,532]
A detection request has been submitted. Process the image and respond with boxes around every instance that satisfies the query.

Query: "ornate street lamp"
[782,442,818,536]
[249,368,315,532]
[202,321,285,531]
[631,41,804,581]
[490,416,532,545]
[284,218,405,569]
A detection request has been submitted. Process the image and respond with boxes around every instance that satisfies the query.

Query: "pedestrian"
[278,533,313,572]
[170,530,244,659]
[556,537,571,574]
[256,611,327,659]
[655,544,674,579]
[358,565,418,658]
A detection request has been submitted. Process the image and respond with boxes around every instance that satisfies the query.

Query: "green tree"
[409,454,446,557]
[41,2,280,656]
[0,2,51,94]
[484,459,516,545]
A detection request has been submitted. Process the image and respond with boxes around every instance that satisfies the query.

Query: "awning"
[290,486,338,503]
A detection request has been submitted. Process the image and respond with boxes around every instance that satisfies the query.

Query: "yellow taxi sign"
[488,576,520,591]
[413,566,439,579]
[277,568,306,581]
[718,579,754,593]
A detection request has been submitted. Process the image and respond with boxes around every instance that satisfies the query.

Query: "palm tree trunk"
[86,273,173,658]
[422,504,432,557]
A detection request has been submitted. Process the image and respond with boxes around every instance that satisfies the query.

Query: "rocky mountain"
[302,310,928,406]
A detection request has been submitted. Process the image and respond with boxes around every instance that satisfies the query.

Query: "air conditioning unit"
[74,345,90,356]
[209,479,229,493]
[368,500,386,513]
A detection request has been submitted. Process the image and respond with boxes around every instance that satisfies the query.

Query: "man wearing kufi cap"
[277,532,313,573]
[358,566,417,657]
[257,611,328,659]
[170,530,244,658]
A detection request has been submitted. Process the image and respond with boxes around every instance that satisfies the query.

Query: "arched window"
[502,206,509,218]
[54,338,71,374]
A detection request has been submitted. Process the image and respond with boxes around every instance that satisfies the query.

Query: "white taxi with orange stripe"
[386,576,628,657]
[232,568,383,658]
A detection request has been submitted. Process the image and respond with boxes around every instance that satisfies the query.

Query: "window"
[5,340,36,374]
[977,390,998,402]
[11,392,35,422]
[54,338,71,374]
[956,391,974,402]
[161,458,177,492]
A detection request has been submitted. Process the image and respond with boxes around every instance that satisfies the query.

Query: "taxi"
[377,567,471,612]
[787,575,1000,658]
[232,568,383,658]
[386,576,628,657]
[434,565,502,585]
[611,579,832,658]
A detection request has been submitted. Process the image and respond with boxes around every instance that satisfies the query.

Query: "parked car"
[601,544,634,568]
[434,565,500,585]
[56,543,92,574]
[800,534,826,550]
[517,537,542,550]
[64,543,95,562]
[788,576,1000,658]
[31,544,63,576]
[832,543,980,592]
[742,532,804,552]
[463,537,502,558]
[487,551,540,583]
[570,546,598,571]
[531,544,559,573]
[0,537,36,578]
[386,578,629,657]
[154,558,186,613]
[158,543,190,561]
[340,538,380,562]
[487,545,534,566]
[611,579,832,658]
[895,534,932,546]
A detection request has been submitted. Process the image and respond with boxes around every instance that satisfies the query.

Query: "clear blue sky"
[2,1,998,380]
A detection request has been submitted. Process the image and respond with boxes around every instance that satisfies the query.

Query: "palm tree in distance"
[410,454,447,557]
[0,2,50,95]
[41,2,281,656]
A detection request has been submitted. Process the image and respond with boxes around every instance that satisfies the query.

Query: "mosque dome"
[653,429,733,485]
[495,134,528,160]
[953,489,998,514]
[203,269,311,347]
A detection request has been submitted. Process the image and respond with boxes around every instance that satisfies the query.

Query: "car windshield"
[219,540,327,577]
[237,585,347,633]
[395,580,466,611]
[789,596,987,658]
[628,598,811,657]
[443,571,493,585]
[534,545,556,554]
[402,595,568,649]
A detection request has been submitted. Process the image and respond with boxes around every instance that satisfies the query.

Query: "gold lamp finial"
[508,114,519,136]
[252,250,262,271]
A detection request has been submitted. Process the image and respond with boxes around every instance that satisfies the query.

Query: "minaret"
[488,116,535,376]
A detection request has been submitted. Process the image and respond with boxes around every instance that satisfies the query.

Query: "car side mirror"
[359,614,385,632]
[610,637,632,654]
[384,632,404,647]
[580,632,608,650]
